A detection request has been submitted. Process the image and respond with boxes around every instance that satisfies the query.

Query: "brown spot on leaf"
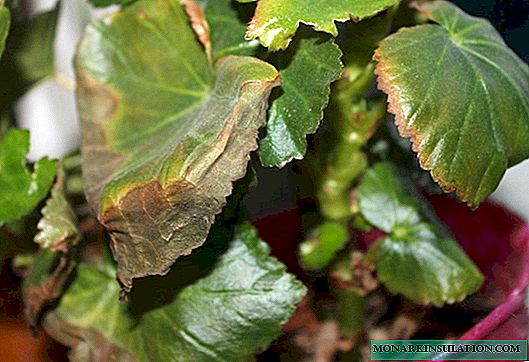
[76,73,120,124]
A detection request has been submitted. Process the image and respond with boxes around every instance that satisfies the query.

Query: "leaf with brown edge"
[42,224,306,362]
[182,0,211,61]
[23,167,80,327]
[23,250,77,328]
[245,0,399,51]
[76,0,279,294]
[374,0,529,207]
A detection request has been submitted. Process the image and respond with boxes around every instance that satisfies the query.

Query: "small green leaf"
[88,0,136,7]
[0,129,57,225]
[199,0,259,61]
[299,221,348,270]
[246,0,399,51]
[43,224,306,362]
[259,30,343,167]
[0,5,9,58]
[374,0,529,206]
[77,0,279,292]
[357,162,483,306]
[12,6,59,84]
[34,166,80,251]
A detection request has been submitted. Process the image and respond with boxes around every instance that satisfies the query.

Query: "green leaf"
[88,0,136,7]
[76,0,279,292]
[299,221,348,270]
[259,30,343,167]
[198,0,259,61]
[0,129,57,225]
[43,224,306,362]
[34,166,80,251]
[12,6,59,84]
[246,0,400,51]
[357,162,483,306]
[374,0,529,207]
[0,5,9,58]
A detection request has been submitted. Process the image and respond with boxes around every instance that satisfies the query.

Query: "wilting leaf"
[43,225,306,362]
[23,249,76,327]
[24,168,80,326]
[198,0,259,61]
[374,0,529,207]
[76,0,279,292]
[259,30,343,167]
[88,0,136,7]
[0,5,9,58]
[357,162,483,305]
[245,0,399,50]
[0,129,57,225]
[34,165,80,251]
[12,6,59,84]
[299,221,348,270]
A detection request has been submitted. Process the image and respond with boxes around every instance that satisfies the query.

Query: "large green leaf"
[0,5,9,58]
[76,0,279,292]
[0,129,57,225]
[198,0,259,61]
[43,225,306,362]
[245,0,399,50]
[259,31,343,167]
[357,163,483,306]
[374,1,529,206]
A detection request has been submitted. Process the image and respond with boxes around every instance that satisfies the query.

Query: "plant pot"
[253,195,529,350]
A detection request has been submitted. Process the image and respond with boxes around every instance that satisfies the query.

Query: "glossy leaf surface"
[374,0,529,206]
[245,0,399,50]
[259,31,343,167]
[357,163,483,305]
[76,0,279,291]
[0,129,57,225]
[43,225,306,362]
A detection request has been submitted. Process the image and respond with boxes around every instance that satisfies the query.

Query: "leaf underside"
[259,30,343,168]
[246,0,399,50]
[374,0,529,206]
[357,163,483,306]
[43,225,306,362]
[76,0,279,292]
[0,129,57,225]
